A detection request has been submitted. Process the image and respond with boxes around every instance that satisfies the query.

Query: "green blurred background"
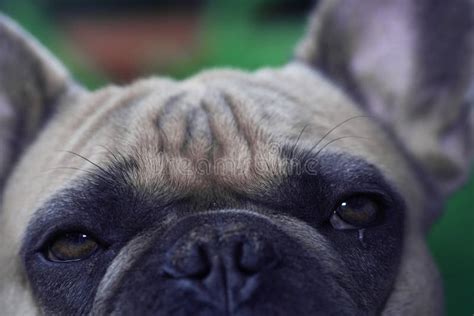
[1,0,472,314]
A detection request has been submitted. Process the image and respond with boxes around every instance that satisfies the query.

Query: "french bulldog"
[0,0,473,315]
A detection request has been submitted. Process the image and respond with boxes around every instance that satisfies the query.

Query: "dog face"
[0,1,473,315]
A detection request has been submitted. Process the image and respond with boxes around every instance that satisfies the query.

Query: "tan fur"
[1,1,473,313]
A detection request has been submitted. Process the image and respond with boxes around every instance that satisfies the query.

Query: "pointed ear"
[0,14,84,189]
[296,0,474,195]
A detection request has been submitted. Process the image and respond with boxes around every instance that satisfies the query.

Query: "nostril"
[236,239,278,275]
[163,244,211,280]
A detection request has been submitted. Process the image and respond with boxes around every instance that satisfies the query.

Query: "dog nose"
[163,234,278,279]
[162,229,279,307]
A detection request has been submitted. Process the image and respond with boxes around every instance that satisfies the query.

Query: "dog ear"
[296,0,474,196]
[0,14,84,190]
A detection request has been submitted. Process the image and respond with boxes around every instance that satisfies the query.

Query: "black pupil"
[48,233,98,262]
[336,196,378,226]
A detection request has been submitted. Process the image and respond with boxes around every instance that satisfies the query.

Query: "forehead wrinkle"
[180,103,213,159]
[154,93,189,154]
[118,90,204,195]
[93,72,327,199]
[199,87,290,191]
[222,92,257,161]
[109,89,204,196]
[130,80,301,196]
[200,89,251,162]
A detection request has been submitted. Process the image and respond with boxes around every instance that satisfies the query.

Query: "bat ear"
[0,14,85,190]
[296,0,474,196]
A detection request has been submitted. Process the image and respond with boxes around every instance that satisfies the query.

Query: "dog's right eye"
[46,232,99,262]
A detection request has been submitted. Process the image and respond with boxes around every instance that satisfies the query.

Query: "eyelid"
[334,190,391,209]
[330,188,391,220]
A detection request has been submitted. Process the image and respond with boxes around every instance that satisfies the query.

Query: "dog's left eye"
[46,233,99,262]
[330,195,381,230]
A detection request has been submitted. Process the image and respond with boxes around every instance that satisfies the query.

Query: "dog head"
[0,0,473,315]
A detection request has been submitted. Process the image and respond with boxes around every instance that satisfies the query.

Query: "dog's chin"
[89,213,362,315]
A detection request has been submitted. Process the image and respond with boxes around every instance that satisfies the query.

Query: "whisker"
[314,136,371,158]
[289,125,309,159]
[61,150,114,180]
[303,115,371,161]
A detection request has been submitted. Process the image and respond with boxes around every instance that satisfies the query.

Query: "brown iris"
[47,233,98,262]
[335,196,379,227]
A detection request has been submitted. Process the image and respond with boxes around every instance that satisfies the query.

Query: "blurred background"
[0,0,472,314]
